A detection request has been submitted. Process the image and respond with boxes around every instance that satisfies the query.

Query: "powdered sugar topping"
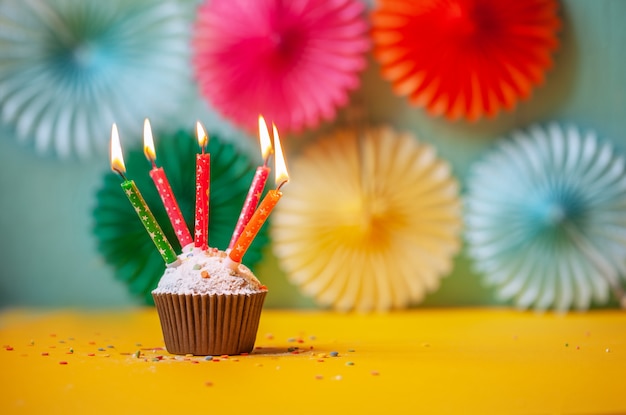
[152,248,265,295]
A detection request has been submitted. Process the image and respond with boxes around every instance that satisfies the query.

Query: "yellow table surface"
[1,308,625,415]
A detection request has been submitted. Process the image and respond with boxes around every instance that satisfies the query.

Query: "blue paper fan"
[0,0,192,159]
[465,123,626,311]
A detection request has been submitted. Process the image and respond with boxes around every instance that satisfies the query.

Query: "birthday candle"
[143,119,193,250]
[228,115,273,250]
[228,124,288,267]
[194,122,210,250]
[110,124,178,265]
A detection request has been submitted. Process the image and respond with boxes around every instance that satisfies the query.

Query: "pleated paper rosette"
[93,130,270,304]
[272,126,462,312]
[192,0,370,134]
[371,0,561,121]
[0,0,192,159]
[465,123,626,311]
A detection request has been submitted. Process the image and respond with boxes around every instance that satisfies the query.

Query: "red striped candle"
[143,119,193,250]
[227,123,288,269]
[228,115,273,250]
[194,122,210,250]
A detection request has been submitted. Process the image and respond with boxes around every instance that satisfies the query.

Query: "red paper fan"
[192,0,370,133]
[371,0,561,121]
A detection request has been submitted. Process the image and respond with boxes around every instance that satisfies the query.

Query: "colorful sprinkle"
[347,349,355,352]
[205,381,213,387]
[59,361,68,365]
[371,370,380,376]
[133,350,141,358]
[193,264,201,270]
[5,346,14,351]
[329,351,339,357]
[88,353,95,357]
[41,352,49,356]
[346,362,355,366]
[201,270,210,279]
[315,375,323,380]
[98,348,105,351]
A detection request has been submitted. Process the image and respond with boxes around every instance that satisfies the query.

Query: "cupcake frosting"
[152,248,266,296]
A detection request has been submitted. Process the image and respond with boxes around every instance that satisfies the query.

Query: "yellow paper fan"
[272,126,462,312]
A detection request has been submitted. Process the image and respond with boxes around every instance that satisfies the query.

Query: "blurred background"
[0,0,625,310]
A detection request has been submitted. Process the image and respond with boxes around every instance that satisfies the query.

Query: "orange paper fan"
[271,126,462,312]
[371,0,561,121]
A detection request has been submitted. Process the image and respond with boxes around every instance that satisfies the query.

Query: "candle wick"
[151,160,157,169]
[276,179,288,192]
[114,169,128,181]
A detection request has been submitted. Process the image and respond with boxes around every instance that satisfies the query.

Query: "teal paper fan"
[465,123,626,311]
[93,130,270,304]
[0,0,191,159]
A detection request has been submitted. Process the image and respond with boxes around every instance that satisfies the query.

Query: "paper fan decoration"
[371,0,561,121]
[93,130,270,304]
[272,126,462,312]
[465,124,626,311]
[0,0,191,159]
[192,0,370,133]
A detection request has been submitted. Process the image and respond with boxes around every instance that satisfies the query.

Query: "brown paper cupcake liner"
[152,291,267,355]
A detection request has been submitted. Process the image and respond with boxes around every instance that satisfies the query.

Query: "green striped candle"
[121,180,178,264]
[110,123,178,265]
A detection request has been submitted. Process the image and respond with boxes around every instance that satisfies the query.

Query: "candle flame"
[143,118,156,162]
[196,121,208,149]
[272,124,289,189]
[110,123,126,175]
[258,115,272,164]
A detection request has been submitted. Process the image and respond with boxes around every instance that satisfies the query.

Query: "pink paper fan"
[371,0,561,121]
[192,0,370,133]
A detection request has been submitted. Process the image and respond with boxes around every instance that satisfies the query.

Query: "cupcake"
[152,248,267,355]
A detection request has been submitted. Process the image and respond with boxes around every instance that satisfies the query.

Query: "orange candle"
[227,124,288,268]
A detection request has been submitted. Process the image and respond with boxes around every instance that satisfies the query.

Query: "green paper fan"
[93,130,270,304]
